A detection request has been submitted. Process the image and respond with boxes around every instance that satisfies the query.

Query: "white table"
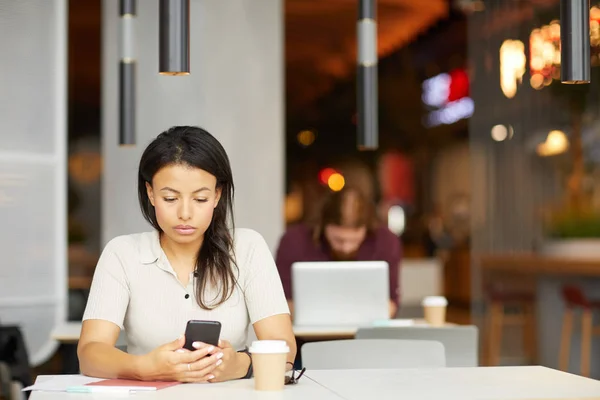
[28,375,342,400]
[292,325,357,339]
[292,320,457,340]
[54,322,356,342]
[54,320,453,343]
[55,322,356,342]
[51,322,83,343]
[29,366,600,400]
[305,366,600,400]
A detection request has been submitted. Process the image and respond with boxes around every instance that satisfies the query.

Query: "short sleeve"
[241,231,290,324]
[82,239,130,329]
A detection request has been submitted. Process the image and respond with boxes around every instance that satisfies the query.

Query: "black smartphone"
[183,320,222,351]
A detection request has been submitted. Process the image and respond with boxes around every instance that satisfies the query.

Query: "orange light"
[297,130,316,146]
[319,168,336,185]
[327,173,345,192]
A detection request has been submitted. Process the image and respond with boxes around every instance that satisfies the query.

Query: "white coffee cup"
[422,296,448,327]
[249,340,290,391]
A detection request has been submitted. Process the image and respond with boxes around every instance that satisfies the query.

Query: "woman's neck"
[159,233,203,274]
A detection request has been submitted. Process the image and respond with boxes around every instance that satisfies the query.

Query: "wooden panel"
[479,253,600,277]
[444,245,472,306]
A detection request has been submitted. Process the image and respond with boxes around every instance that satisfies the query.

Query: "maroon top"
[274,223,401,304]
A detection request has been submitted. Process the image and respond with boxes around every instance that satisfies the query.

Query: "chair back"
[301,339,446,370]
[356,325,479,367]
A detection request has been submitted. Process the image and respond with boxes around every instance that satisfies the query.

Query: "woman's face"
[146,164,221,246]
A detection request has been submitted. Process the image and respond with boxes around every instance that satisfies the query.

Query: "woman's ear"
[214,187,222,209]
[145,182,155,206]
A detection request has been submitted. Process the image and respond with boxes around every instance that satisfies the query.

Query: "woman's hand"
[203,340,250,383]
[139,335,223,383]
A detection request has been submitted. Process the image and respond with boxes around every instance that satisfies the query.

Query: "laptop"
[291,261,390,327]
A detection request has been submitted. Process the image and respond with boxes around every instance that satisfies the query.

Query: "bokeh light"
[297,130,316,146]
[327,173,345,192]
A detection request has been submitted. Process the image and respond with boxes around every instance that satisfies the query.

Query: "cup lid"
[249,340,290,354]
[421,296,448,307]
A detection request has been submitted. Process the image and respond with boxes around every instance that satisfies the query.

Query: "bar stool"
[559,285,600,377]
[484,282,537,366]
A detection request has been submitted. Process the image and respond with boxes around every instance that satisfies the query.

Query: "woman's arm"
[77,241,146,379]
[78,319,219,382]
[77,320,143,379]
[206,312,297,383]
[253,313,297,366]
[243,230,298,369]
[389,300,398,318]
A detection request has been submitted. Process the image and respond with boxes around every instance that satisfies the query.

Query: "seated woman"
[77,126,295,383]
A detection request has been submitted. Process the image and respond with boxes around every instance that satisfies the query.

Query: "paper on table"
[87,379,179,390]
[23,375,104,392]
[23,375,180,392]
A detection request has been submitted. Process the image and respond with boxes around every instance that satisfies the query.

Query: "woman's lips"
[174,226,196,235]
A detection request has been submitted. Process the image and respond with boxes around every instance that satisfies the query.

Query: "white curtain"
[0,0,67,366]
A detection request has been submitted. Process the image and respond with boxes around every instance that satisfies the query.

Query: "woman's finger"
[205,358,227,383]
[187,351,223,371]
[205,345,220,356]
[207,370,222,383]
[176,345,215,364]
[173,350,222,378]
[175,348,191,354]
[178,363,219,383]
[193,362,219,381]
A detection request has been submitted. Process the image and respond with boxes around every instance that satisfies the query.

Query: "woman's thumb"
[167,334,185,350]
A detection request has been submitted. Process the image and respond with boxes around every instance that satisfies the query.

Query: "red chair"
[484,281,537,366]
[559,285,600,377]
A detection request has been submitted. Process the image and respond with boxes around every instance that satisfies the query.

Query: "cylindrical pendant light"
[560,0,591,84]
[159,0,190,75]
[119,0,136,146]
[357,0,378,150]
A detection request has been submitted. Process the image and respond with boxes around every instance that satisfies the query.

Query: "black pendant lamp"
[159,0,190,75]
[119,0,136,145]
[560,0,591,84]
[357,0,378,150]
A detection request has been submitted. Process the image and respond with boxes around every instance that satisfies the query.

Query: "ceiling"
[68,0,448,123]
[285,0,449,113]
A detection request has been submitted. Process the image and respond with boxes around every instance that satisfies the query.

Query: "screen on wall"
[421,68,474,128]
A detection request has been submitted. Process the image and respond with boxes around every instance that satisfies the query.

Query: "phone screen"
[183,320,222,351]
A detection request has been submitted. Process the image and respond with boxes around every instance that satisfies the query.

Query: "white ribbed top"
[82,228,289,355]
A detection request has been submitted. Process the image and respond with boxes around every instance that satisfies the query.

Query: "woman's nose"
[178,200,192,220]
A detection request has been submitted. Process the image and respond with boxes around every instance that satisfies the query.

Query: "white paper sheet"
[22,375,104,392]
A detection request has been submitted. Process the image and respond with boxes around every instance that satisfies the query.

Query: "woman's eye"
[195,199,208,203]
[163,197,177,202]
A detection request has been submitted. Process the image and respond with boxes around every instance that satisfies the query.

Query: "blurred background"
[4,0,600,384]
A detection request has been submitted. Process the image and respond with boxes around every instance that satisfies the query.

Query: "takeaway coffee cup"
[249,340,290,391]
[422,296,448,327]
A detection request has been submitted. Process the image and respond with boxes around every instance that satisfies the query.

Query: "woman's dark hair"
[138,126,237,310]
[312,186,379,242]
